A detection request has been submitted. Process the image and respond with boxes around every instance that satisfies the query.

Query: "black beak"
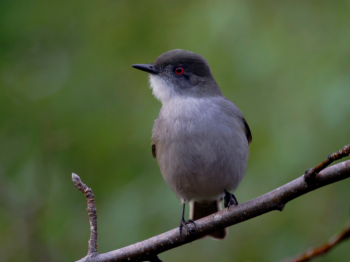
[132,64,158,74]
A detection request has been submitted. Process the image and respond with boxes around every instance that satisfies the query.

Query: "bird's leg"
[224,189,238,208]
[179,203,196,238]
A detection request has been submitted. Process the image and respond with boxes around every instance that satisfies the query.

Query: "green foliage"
[0,1,349,261]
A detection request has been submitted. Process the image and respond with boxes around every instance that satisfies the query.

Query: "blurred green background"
[1,0,350,261]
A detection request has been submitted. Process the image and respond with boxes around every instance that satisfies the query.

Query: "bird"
[132,49,252,239]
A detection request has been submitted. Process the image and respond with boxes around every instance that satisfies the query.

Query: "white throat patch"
[149,75,176,104]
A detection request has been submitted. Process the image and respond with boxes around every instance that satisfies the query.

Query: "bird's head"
[132,49,221,103]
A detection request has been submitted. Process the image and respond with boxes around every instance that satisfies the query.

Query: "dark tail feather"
[190,200,227,240]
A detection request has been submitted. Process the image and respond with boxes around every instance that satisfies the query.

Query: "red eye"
[175,67,184,75]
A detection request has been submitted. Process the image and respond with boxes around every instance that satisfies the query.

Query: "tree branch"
[72,173,98,257]
[284,222,350,262]
[73,155,350,262]
[304,144,350,182]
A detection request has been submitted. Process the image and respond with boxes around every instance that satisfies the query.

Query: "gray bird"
[132,49,252,239]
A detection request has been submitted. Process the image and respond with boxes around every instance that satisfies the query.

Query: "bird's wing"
[222,97,252,144]
[242,117,252,144]
[151,141,156,158]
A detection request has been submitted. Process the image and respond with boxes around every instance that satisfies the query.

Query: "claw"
[187,219,196,228]
[224,189,238,208]
[179,219,196,237]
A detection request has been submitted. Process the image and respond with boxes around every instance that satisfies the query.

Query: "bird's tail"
[189,200,227,240]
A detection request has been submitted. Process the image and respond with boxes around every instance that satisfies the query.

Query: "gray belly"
[155,128,249,202]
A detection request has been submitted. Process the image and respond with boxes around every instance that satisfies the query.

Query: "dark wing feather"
[242,117,252,144]
[151,142,156,158]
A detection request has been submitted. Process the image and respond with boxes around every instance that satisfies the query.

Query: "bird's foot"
[179,218,196,238]
[224,189,238,208]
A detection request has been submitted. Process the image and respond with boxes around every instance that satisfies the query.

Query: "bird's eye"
[175,67,184,75]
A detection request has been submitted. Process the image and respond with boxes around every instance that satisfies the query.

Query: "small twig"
[304,143,350,182]
[72,173,98,257]
[284,223,350,262]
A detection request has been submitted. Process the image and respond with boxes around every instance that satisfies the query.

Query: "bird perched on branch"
[132,49,252,239]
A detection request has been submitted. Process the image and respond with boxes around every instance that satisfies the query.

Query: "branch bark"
[304,144,350,182]
[72,173,98,257]
[73,158,350,262]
